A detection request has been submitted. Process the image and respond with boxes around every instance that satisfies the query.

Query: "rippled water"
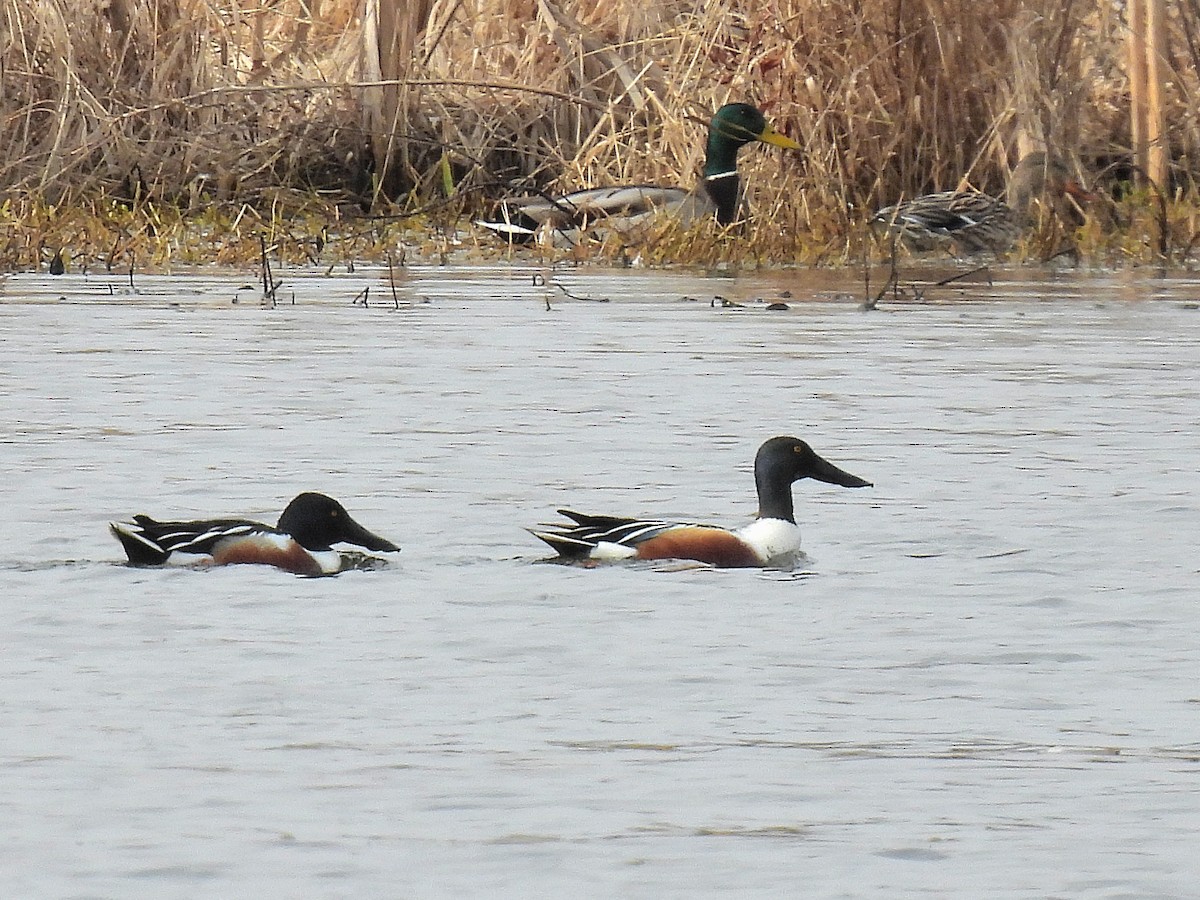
[2,264,1199,897]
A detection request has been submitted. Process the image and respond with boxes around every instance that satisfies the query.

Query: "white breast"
[589,541,640,561]
[736,518,803,566]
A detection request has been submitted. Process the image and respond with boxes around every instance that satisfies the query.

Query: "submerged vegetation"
[2,0,1200,270]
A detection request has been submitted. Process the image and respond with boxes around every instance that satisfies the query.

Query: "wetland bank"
[3,0,1200,269]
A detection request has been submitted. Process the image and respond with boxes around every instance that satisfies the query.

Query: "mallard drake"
[529,436,871,568]
[477,103,800,243]
[872,152,1095,254]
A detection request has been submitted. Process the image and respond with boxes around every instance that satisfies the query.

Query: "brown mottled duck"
[873,152,1095,254]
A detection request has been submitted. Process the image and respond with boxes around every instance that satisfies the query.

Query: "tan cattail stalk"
[1144,0,1168,188]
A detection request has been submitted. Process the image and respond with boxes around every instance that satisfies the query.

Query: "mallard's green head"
[704,103,800,178]
[710,103,800,149]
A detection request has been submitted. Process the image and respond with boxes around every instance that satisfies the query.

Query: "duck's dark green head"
[706,103,801,167]
[277,492,399,553]
[754,436,871,523]
[701,104,800,223]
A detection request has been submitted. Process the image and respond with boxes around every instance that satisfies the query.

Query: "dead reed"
[3,0,1200,269]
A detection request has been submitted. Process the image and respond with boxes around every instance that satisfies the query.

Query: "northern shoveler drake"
[873,152,1096,254]
[476,103,800,243]
[529,436,871,568]
[109,492,399,576]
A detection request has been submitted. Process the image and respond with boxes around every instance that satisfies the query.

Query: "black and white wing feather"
[109,515,264,565]
[529,508,695,558]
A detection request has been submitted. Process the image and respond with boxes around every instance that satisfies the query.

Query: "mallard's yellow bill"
[759,124,801,150]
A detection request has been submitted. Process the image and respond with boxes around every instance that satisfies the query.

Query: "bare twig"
[387,253,401,309]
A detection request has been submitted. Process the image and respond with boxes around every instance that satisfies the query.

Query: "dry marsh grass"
[3,0,1200,270]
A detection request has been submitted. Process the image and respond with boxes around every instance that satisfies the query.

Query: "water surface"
[2,264,1198,898]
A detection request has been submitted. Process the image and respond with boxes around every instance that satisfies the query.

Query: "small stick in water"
[387,253,400,310]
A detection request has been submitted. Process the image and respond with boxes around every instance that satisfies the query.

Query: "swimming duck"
[872,152,1095,254]
[529,436,871,568]
[109,492,399,576]
[477,103,800,243]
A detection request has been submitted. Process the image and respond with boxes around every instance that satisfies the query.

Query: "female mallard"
[477,103,800,243]
[873,152,1095,254]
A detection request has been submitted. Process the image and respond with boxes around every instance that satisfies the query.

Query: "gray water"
[2,264,1198,898]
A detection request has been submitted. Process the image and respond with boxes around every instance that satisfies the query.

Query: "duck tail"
[109,517,171,565]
